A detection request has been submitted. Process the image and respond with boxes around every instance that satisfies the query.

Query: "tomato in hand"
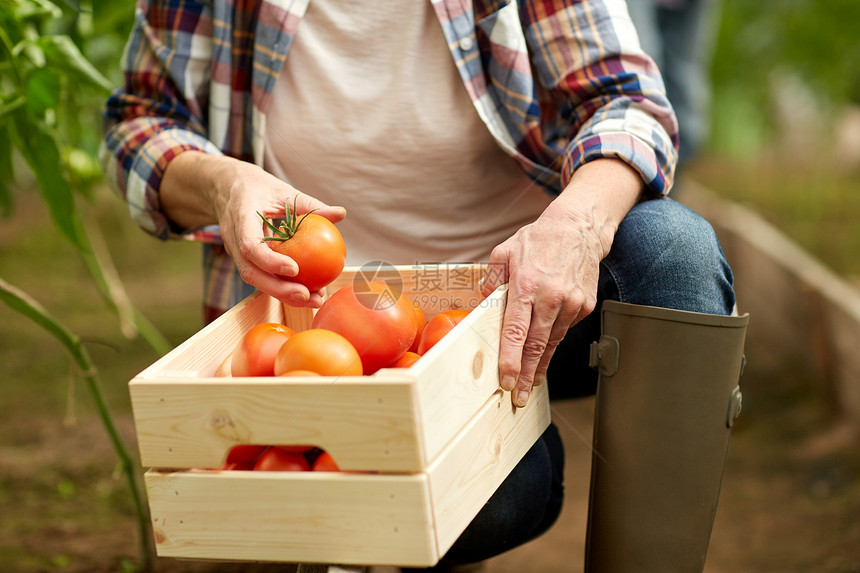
[274,328,363,377]
[231,322,295,377]
[312,283,417,374]
[417,309,471,355]
[387,351,421,369]
[259,197,346,292]
[311,451,340,472]
[253,447,311,471]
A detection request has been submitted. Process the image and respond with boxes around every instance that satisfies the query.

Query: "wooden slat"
[406,286,508,465]
[146,470,438,566]
[137,292,287,379]
[428,383,552,557]
[131,376,421,471]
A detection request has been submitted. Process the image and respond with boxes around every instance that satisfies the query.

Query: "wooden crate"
[129,265,551,567]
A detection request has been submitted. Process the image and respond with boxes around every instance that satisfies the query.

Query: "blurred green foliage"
[0,0,133,240]
[709,0,860,155]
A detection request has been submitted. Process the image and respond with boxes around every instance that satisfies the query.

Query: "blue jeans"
[416,198,736,569]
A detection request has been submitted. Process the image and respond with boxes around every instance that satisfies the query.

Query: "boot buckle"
[589,335,620,376]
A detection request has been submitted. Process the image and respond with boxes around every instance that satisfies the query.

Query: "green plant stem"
[0,95,26,121]
[0,26,23,85]
[0,278,155,573]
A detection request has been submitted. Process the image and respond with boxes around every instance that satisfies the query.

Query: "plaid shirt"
[101,0,678,318]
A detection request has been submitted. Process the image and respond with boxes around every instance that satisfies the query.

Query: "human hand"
[480,159,643,407]
[161,152,346,307]
[481,203,604,407]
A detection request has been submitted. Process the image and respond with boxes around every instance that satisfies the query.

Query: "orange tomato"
[387,351,421,369]
[231,323,295,377]
[274,329,363,377]
[417,309,471,355]
[409,302,427,353]
[311,451,340,472]
[260,199,346,292]
[278,370,320,376]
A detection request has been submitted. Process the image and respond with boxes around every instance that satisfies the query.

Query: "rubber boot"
[584,300,748,573]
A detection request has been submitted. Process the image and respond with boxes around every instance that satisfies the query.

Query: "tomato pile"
[228,284,471,378]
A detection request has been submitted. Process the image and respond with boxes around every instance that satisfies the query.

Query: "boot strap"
[588,335,619,376]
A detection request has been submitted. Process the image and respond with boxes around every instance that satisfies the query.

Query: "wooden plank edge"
[144,469,440,567]
[427,383,552,558]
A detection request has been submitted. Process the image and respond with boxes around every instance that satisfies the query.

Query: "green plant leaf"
[0,126,13,217]
[38,35,113,94]
[25,67,61,118]
[13,0,63,22]
[10,109,87,249]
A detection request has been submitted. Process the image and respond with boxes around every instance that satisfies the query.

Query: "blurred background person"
[628,0,721,171]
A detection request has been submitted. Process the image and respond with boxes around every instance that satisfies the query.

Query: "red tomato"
[387,351,421,369]
[274,329,363,377]
[231,323,295,377]
[312,283,417,374]
[409,302,427,353]
[417,309,471,355]
[311,451,340,472]
[222,444,314,470]
[221,445,268,470]
[253,447,311,471]
[260,199,346,292]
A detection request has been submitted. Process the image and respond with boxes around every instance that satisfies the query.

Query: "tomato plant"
[274,328,363,376]
[231,322,295,377]
[311,283,417,374]
[253,447,311,471]
[259,197,346,292]
[417,309,471,354]
[311,451,340,472]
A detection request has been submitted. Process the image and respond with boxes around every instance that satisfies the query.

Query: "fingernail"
[290,291,309,303]
[501,375,517,391]
[280,265,298,277]
[534,375,547,387]
[515,389,530,408]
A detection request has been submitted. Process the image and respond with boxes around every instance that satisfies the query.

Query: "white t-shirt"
[264,1,553,267]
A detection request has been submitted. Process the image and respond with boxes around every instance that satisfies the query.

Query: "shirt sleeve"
[522,0,679,197]
[99,0,222,240]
